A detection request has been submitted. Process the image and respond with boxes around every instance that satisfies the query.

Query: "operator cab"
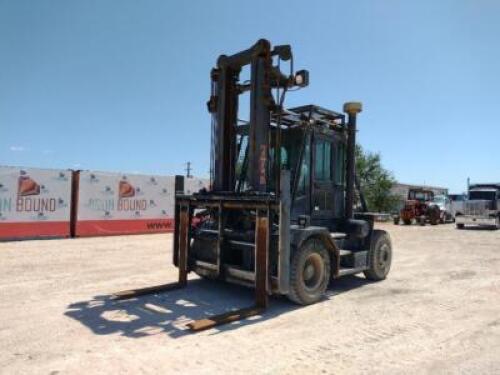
[234,105,348,231]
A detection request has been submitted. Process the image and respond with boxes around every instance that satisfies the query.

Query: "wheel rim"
[302,253,324,291]
[377,243,391,272]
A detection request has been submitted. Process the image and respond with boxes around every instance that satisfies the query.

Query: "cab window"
[334,142,345,184]
[314,140,332,181]
[296,138,310,196]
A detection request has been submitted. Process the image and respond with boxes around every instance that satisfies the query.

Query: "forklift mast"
[208,39,308,194]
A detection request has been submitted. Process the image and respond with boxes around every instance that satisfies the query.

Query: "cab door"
[311,137,335,226]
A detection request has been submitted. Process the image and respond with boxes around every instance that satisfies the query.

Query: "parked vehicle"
[449,194,466,217]
[431,194,454,223]
[393,188,441,225]
[456,183,500,229]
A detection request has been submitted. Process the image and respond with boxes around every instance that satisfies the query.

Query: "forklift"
[115,39,393,331]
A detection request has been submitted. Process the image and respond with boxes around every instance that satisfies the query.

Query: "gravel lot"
[1,223,499,374]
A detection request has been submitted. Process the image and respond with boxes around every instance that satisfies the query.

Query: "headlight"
[294,70,309,87]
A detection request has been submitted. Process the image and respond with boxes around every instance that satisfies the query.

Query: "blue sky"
[1,0,498,193]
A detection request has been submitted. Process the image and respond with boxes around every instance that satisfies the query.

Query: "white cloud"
[9,146,25,152]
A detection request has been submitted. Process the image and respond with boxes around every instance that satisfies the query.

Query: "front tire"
[428,206,440,225]
[288,239,331,305]
[440,212,446,224]
[456,223,465,229]
[364,230,392,281]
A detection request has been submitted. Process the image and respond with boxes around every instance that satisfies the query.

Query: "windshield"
[409,190,433,201]
[469,190,496,201]
[234,134,249,191]
[234,127,305,192]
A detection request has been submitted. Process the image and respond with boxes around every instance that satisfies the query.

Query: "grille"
[464,200,492,216]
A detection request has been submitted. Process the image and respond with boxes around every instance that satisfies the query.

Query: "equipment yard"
[1,223,499,374]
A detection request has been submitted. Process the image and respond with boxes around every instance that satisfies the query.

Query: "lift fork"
[112,204,270,332]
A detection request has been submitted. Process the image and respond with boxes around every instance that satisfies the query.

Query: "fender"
[290,225,340,278]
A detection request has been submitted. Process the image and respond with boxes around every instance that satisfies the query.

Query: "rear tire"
[364,230,392,281]
[456,223,464,229]
[288,239,331,305]
[403,218,412,225]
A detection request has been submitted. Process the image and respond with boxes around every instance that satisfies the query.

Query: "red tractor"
[394,188,441,226]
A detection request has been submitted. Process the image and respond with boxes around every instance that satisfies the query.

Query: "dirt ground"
[1,223,499,374]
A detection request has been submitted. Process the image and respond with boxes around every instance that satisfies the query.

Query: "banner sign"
[184,177,210,195]
[75,171,176,236]
[0,166,72,239]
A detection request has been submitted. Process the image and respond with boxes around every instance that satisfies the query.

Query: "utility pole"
[185,162,192,178]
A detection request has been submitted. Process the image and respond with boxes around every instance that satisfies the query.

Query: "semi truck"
[456,183,500,229]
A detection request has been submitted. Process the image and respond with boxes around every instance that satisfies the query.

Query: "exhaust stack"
[343,102,362,220]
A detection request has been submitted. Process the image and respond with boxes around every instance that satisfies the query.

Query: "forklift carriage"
[114,39,393,331]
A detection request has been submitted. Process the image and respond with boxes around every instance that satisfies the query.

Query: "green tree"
[355,145,400,213]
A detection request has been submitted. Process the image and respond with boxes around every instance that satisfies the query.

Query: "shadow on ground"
[65,275,372,338]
